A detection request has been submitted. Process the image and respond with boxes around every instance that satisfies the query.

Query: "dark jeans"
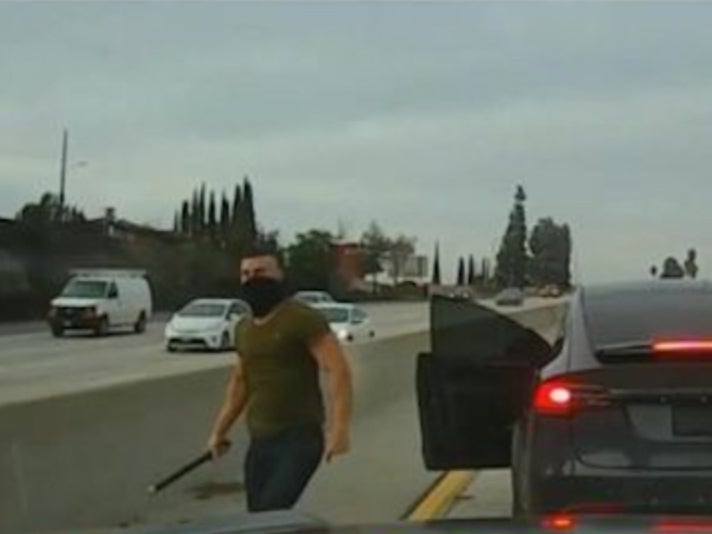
[245,425,324,512]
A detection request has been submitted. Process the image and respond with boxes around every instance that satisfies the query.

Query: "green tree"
[456,257,466,285]
[661,257,685,279]
[387,235,416,285]
[191,189,200,237]
[17,192,85,227]
[495,185,529,288]
[208,190,217,240]
[684,248,699,279]
[180,200,190,235]
[232,177,258,256]
[198,183,207,234]
[220,191,230,243]
[231,184,242,229]
[480,258,488,284]
[242,177,257,244]
[360,221,390,288]
[467,255,476,286]
[432,242,441,285]
[529,217,572,287]
[286,229,334,290]
[256,229,281,252]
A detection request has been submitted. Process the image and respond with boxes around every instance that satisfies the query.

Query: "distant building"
[380,253,429,285]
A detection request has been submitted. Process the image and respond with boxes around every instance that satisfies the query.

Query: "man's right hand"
[207,433,231,459]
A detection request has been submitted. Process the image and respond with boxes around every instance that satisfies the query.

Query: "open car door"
[417,295,553,470]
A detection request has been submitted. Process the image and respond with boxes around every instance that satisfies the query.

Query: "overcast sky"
[2,2,712,284]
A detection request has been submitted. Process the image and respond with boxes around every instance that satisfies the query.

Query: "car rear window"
[584,285,712,348]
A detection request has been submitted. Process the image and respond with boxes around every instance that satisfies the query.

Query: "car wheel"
[51,325,64,338]
[369,330,375,338]
[166,343,177,353]
[134,312,147,334]
[95,317,109,337]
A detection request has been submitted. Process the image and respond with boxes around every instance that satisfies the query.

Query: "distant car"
[48,269,152,337]
[164,298,250,352]
[448,288,473,301]
[495,287,525,306]
[294,290,336,306]
[538,284,562,298]
[313,303,375,343]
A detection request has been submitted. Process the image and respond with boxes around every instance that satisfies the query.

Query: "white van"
[48,269,153,337]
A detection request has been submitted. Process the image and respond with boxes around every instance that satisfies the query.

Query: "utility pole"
[59,128,68,219]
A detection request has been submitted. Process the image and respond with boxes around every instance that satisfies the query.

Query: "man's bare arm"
[208,358,247,457]
[309,332,353,461]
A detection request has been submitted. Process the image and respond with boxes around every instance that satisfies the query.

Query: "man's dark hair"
[242,244,285,268]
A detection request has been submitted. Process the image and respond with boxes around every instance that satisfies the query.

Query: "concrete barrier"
[0,301,565,534]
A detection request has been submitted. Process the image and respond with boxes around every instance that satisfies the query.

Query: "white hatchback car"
[164,298,250,352]
[313,303,375,343]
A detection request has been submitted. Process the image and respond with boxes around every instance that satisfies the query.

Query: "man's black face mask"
[241,277,287,318]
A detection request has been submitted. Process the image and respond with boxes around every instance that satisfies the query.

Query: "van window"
[61,280,108,299]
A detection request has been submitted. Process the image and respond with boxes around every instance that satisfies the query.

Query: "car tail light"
[653,340,712,353]
[541,514,576,531]
[533,381,573,415]
[533,378,611,416]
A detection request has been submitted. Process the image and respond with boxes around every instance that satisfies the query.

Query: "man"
[207,248,353,512]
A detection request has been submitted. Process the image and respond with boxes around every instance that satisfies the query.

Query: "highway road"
[0,302,429,406]
[2,298,564,534]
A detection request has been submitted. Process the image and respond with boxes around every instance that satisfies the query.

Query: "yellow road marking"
[406,470,475,521]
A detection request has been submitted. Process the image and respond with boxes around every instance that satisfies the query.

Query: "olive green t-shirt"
[235,299,330,438]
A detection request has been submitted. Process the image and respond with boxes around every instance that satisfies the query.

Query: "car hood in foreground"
[60,511,712,534]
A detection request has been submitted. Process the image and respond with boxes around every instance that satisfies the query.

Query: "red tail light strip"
[653,340,712,353]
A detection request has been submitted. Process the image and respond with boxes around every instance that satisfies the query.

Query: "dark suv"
[418,281,712,516]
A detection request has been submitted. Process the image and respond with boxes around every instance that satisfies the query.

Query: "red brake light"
[541,514,576,531]
[533,381,573,415]
[653,340,712,353]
